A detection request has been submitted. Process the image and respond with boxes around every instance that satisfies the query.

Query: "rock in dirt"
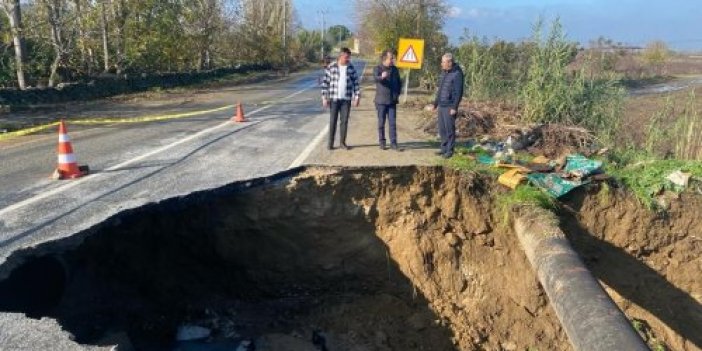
[500,341,518,350]
[407,312,429,331]
[176,325,211,341]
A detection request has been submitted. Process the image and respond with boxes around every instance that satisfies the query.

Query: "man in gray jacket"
[432,53,464,159]
[373,50,402,150]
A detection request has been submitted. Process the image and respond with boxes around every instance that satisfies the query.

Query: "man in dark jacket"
[432,53,464,158]
[373,50,402,150]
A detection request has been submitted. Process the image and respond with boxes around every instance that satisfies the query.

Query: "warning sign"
[396,38,424,69]
[401,46,418,63]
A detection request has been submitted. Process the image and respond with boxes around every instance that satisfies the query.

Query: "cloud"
[448,6,462,18]
[466,8,482,19]
[449,6,490,19]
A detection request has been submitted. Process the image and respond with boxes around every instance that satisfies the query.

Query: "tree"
[72,0,93,75]
[183,0,222,70]
[1,0,27,89]
[110,0,129,74]
[100,0,110,72]
[237,0,293,66]
[327,24,351,46]
[355,0,448,77]
[295,29,324,62]
[39,0,74,87]
[642,40,669,76]
[0,0,323,88]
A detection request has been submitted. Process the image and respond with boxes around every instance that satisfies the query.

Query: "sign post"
[395,38,425,104]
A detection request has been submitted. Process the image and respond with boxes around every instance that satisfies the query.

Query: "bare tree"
[100,0,110,72]
[1,0,27,89]
[184,0,222,70]
[110,0,128,74]
[40,0,75,87]
[238,0,292,64]
[73,0,96,75]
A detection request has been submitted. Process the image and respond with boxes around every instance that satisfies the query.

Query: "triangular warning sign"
[400,45,418,63]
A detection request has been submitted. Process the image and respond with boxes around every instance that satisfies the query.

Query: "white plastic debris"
[176,325,211,341]
[666,170,691,188]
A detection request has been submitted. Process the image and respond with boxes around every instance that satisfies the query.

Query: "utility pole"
[282,0,287,76]
[318,9,328,63]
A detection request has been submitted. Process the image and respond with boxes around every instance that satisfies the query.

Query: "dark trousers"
[376,103,397,146]
[329,99,351,148]
[438,107,456,155]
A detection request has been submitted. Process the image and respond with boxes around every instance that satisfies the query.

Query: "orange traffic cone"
[52,120,88,180]
[232,102,247,123]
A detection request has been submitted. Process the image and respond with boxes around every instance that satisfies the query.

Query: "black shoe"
[380,143,387,150]
[390,143,399,151]
[341,143,351,150]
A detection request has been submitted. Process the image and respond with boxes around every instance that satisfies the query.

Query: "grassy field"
[621,85,702,160]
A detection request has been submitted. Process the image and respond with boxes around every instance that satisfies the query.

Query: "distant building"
[352,38,360,54]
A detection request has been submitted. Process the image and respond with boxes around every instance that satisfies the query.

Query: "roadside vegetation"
[0,0,349,91]
[437,18,702,211]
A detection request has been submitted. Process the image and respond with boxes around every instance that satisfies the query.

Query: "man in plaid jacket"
[321,47,361,150]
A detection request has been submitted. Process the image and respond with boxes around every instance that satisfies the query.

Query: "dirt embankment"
[0,166,699,351]
[562,186,702,351]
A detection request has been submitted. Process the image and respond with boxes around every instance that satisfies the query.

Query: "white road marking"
[0,83,317,218]
[288,120,328,168]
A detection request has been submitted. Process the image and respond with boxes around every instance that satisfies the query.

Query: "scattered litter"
[527,173,589,198]
[531,155,550,164]
[666,170,692,188]
[563,154,602,179]
[462,136,607,197]
[499,169,527,189]
[176,325,211,341]
[477,154,495,165]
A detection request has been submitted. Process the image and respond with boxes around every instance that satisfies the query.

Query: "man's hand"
[322,98,329,109]
[381,71,389,79]
[450,108,457,116]
[353,97,360,107]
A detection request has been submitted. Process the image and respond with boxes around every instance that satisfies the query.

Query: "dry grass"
[621,86,702,160]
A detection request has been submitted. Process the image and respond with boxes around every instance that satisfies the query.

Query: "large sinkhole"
[1,166,700,351]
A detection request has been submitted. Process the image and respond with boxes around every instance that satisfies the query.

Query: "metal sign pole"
[402,69,411,104]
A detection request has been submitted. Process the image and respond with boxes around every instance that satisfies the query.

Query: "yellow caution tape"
[0,122,61,141]
[0,104,234,142]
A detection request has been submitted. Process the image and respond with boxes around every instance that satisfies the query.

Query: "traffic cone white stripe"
[58,153,77,164]
[58,134,70,142]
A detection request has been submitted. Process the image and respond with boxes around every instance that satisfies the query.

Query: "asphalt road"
[0,61,367,275]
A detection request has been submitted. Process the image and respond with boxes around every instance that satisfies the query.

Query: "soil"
[0,167,568,350]
[0,166,699,350]
[562,185,702,351]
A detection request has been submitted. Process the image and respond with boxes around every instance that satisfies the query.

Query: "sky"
[293,0,702,51]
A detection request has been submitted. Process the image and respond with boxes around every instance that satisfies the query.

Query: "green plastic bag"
[527,173,588,198]
[564,154,602,178]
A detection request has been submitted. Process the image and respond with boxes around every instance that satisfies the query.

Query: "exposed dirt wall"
[563,186,702,351]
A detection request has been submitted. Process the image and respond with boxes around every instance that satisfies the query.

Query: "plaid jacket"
[322,62,361,100]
